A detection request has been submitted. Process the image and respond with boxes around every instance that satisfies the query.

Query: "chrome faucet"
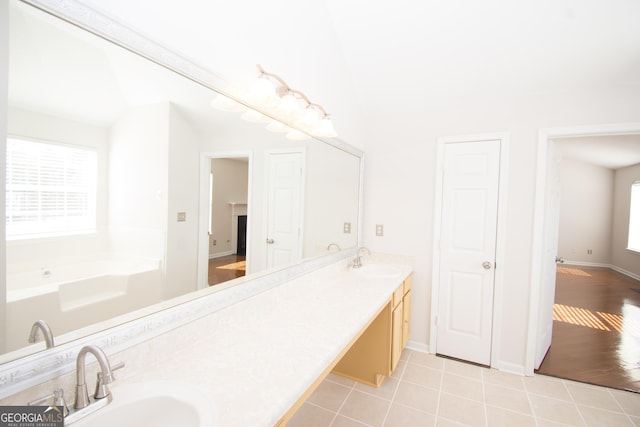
[326,243,341,251]
[74,345,120,410]
[352,247,371,268]
[28,320,54,348]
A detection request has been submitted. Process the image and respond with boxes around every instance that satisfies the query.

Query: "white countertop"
[111,260,412,427]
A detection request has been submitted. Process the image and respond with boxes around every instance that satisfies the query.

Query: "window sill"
[6,230,97,245]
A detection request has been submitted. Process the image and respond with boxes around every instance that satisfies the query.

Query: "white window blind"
[628,181,640,252]
[6,137,97,239]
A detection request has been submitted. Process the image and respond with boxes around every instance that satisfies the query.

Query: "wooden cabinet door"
[402,289,412,348]
[391,300,404,371]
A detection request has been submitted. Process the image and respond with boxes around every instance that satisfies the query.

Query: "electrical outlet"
[177,212,186,222]
[343,222,351,234]
[213,240,217,246]
[376,224,384,236]
[587,249,593,254]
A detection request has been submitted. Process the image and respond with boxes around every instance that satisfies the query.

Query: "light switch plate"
[343,222,351,234]
[177,212,186,222]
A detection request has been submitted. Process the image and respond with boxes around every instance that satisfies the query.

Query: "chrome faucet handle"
[28,388,69,416]
[94,362,125,399]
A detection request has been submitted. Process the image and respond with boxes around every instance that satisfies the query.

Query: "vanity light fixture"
[211,64,337,139]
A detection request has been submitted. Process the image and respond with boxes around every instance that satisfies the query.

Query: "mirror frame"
[0,0,363,398]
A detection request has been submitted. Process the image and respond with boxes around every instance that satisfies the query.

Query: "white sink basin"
[72,381,216,427]
[354,264,402,278]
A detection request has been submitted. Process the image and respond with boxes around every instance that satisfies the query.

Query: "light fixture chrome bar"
[255,64,331,118]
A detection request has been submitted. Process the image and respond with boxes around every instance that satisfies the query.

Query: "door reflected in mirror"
[2,1,361,360]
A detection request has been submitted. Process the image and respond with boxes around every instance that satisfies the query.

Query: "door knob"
[482,261,493,270]
[266,238,275,244]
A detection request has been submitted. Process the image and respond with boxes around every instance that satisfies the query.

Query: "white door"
[534,140,562,368]
[436,140,501,365]
[266,151,303,269]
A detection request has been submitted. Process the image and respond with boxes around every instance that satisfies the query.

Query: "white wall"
[558,158,614,264]
[210,158,248,257]
[108,103,168,264]
[165,105,201,299]
[304,140,360,256]
[612,163,640,277]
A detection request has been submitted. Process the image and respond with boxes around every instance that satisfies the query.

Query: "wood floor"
[208,254,246,286]
[536,265,640,393]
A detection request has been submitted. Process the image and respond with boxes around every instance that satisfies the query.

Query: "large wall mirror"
[1,0,361,361]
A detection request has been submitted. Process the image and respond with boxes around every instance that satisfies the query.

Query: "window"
[6,137,97,239]
[629,181,640,252]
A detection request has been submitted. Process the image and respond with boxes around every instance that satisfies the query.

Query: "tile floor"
[288,349,640,427]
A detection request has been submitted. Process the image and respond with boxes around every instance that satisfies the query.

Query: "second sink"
[353,264,402,278]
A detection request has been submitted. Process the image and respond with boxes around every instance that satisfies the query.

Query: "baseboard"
[209,251,234,260]
[609,265,640,282]
[405,340,429,353]
[563,260,610,268]
[563,261,640,282]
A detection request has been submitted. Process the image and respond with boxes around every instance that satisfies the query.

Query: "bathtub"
[6,257,162,352]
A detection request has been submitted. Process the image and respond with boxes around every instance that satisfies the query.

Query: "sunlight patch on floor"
[216,261,246,271]
[557,266,592,277]
[553,304,610,331]
[554,303,640,337]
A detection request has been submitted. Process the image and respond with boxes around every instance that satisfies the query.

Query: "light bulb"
[277,92,303,122]
[310,117,337,138]
[248,76,279,108]
[298,106,322,127]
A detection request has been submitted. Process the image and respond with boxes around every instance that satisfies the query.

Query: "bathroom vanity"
[0,256,413,427]
[278,269,413,426]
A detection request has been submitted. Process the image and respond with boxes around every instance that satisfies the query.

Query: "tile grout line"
[606,387,637,424]
[562,379,588,427]
[481,368,489,427]
[379,355,409,426]
[327,378,357,427]
[433,358,446,425]
[523,375,542,427]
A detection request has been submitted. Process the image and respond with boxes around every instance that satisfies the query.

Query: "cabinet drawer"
[393,285,404,307]
[403,275,413,294]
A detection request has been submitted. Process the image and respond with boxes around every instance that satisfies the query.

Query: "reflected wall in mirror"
[2,1,361,359]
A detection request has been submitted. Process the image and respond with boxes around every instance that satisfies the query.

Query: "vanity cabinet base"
[332,302,392,387]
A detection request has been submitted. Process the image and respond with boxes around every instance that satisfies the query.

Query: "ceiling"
[9,2,236,134]
[555,134,640,170]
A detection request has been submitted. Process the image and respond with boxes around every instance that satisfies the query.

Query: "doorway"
[198,152,251,289]
[527,123,640,388]
[430,132,510,367]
